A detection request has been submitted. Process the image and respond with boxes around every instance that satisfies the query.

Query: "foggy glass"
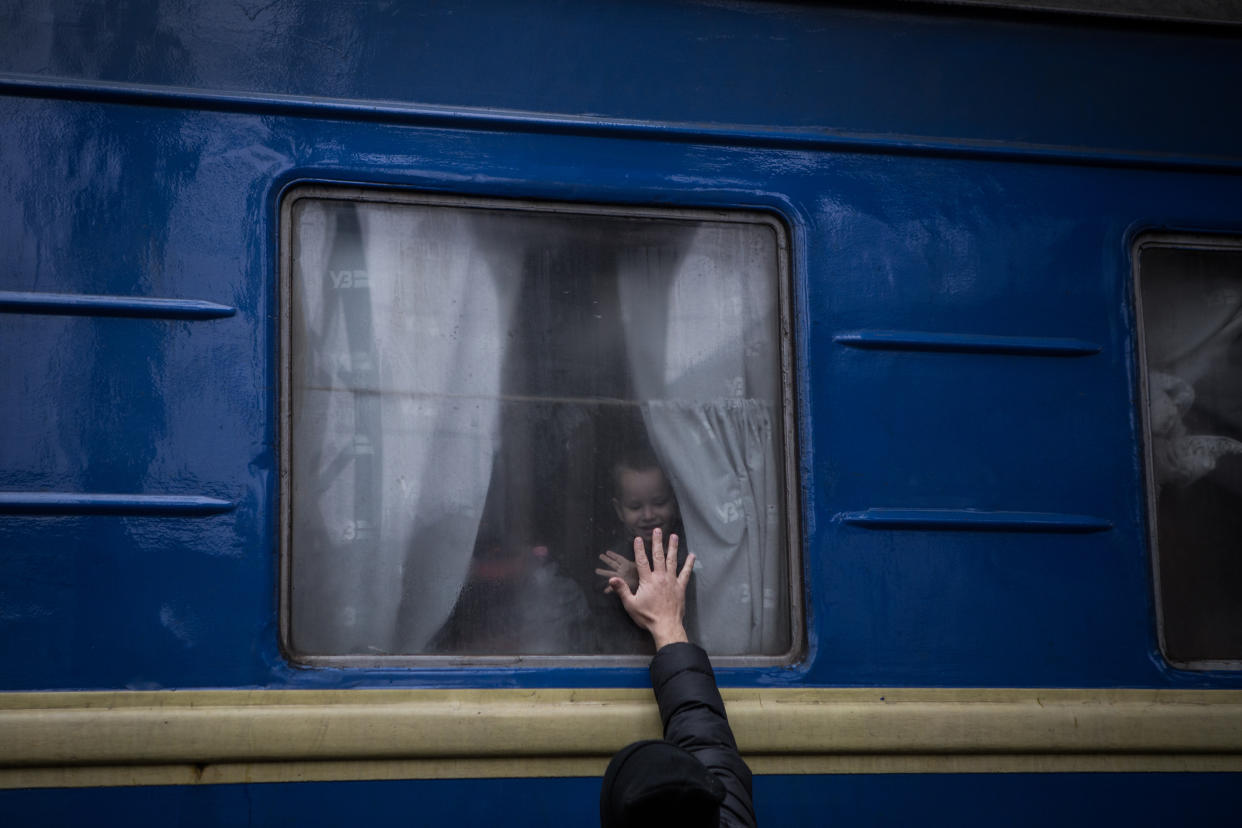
[1140,242,1242,667]
[284,193,791,662]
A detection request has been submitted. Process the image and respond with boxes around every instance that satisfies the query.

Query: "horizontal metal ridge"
[839,508,1112,533]
[2,73,1242,173]
[834,330,1101,356]
[0,493,236,516]
[0,290,235,320]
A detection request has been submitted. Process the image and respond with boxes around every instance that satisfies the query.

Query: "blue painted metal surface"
[834,330,1102,356]
[1,71,1241,173]
[8,107,1237,689]
[0,493,236,516]
[2,0,1242,821]
[3,773,1242,827]
[1,0,1241,693]
[838,508,1113,533]
[0,290,236,319]
[1,1,1240,161]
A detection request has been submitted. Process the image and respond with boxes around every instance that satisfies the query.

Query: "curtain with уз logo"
[288,199,788,657]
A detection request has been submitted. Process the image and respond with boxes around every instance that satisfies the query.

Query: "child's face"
[612,466,679,549]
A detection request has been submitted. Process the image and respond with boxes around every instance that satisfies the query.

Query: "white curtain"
[618,225,787,655]
[290,204,788,658]
[290,202,515,655]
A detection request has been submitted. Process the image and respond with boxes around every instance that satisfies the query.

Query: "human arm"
[650,644,756,827]
[609,530,756,826]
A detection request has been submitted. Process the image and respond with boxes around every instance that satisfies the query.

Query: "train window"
[1137,236,1242,669]
[280,187,795,665]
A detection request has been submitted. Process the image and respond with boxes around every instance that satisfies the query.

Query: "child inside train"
[592,446,697,652]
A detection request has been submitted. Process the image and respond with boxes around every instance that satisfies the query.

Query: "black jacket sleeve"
[649,642,756,827]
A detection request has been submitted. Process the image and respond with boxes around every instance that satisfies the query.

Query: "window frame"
[277,183,804,669]
[1134,231,1242,672]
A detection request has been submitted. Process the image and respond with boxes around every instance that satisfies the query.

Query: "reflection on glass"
[1140,242,1242,666]
[286,193,790,660]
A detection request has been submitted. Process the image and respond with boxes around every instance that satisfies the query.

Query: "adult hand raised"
[608,528,695,650]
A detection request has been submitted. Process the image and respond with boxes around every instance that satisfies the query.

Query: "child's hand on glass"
[596,549,638,594]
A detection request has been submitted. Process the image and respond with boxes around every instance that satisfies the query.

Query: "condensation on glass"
[1137,235,1242,670]
[280,187,797,665]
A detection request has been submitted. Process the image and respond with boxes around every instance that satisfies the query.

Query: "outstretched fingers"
[599,550,627,568]
[664,533,680,575]
[609,533,690,648]
[678,552,696,586]
[632,535,652,579]
[649,528,666,572]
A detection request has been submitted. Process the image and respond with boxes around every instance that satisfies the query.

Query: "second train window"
[1138,235,1242,669]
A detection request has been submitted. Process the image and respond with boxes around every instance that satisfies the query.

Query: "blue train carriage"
[2,0,1242,823]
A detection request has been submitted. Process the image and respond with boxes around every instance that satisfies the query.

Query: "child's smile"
[613,466,679,548]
